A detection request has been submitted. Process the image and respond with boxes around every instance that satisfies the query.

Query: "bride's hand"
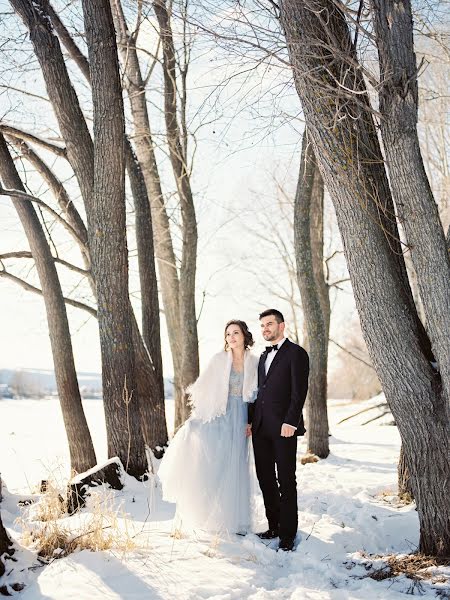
[245,424,252,437]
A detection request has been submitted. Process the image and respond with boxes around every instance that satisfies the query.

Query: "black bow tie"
[265,344,278,353]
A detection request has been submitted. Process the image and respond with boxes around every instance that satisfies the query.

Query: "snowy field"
[1,397,449,599]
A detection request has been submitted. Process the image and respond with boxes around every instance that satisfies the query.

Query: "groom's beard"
[263,333,278,342]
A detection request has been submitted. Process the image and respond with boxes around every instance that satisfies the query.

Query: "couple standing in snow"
[158,309,309,552]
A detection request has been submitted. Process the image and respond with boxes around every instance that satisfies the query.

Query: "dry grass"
[170,526,185,540]
[32,481,66,522]
[18,486,136,561]
[397,491,414,505]
[300,453,320,465]
[359,551,450,591]
[377,488,414,508]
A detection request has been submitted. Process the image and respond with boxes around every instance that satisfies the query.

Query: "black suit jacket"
[248,339,309,437]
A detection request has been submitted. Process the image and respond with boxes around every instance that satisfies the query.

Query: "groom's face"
[260,315,285,342]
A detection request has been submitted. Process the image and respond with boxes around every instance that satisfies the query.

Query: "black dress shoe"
[256,528,279,540]
[278,537,295,551]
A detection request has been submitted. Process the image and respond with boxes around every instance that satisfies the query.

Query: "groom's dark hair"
[259,309,284,323]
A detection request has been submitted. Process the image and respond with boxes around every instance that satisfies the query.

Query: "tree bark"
[294,130,329,458]
[280,0,450,557]
[81,0,147,477]
[0,135,97,474]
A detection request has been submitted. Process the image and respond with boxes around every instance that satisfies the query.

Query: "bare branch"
[44,0,91,82]
[0,124,67,158]
[0,269,97,317]
[329,338,375,370]
[0,251,90,277]
[9,137,88,247]
[0,184,87,249]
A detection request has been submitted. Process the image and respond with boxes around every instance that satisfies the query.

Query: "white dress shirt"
[264,337,296,431]
[264,336,287,374]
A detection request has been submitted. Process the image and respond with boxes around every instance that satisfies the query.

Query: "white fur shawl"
[188,350,259,423]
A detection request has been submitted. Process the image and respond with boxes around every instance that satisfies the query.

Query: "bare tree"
[152,0,199,424]
[295,130,330,458]
[279,0,449,556]
[0,135,97,475]
[111,0,200,428]
[8,0,168,459]
[33,0,166,413]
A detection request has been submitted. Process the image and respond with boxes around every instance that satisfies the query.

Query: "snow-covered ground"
[0,397,448,599]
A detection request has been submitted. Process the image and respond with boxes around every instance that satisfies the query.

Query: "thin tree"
[0,135,97,475]
[295,130,330,458]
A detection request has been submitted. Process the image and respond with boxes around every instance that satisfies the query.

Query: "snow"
[0,397,448,599]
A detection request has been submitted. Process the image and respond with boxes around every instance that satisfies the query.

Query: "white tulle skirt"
[158,393,251,534]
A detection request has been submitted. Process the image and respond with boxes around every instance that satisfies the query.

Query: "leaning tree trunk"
[371,0,450,390]
[294,130,329,458]
[11,0,168,454]
[0,136,97,474]
[81,0,146,477]
[280,0,450,557]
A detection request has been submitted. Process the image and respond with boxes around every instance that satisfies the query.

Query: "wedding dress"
[158,367,252,533]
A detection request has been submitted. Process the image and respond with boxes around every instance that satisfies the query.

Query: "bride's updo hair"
[224,320,254,351]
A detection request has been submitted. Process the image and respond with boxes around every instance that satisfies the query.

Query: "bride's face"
[225,325,245,350]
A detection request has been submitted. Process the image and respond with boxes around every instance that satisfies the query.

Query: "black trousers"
[252,427,298,539]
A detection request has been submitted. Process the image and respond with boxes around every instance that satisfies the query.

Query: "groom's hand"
[245,424,252,437]
[281,423,296,437]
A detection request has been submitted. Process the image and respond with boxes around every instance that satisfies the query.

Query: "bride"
[158,319,259,534]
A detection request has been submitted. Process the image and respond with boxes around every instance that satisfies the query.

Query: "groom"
[248,309,309,551]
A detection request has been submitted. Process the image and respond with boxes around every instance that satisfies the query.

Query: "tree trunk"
[370,0,450,391]
[0,135,97,474]
[294,130,329,458]
[126,144,168,454]
[152,0,199,426]
[0,485,24,595]
[0,511,12,580]
[81,0,147,477]
[110,0,185,428]
[280,0,450,557]
[310,167,330,340]
[11,0,168,455]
